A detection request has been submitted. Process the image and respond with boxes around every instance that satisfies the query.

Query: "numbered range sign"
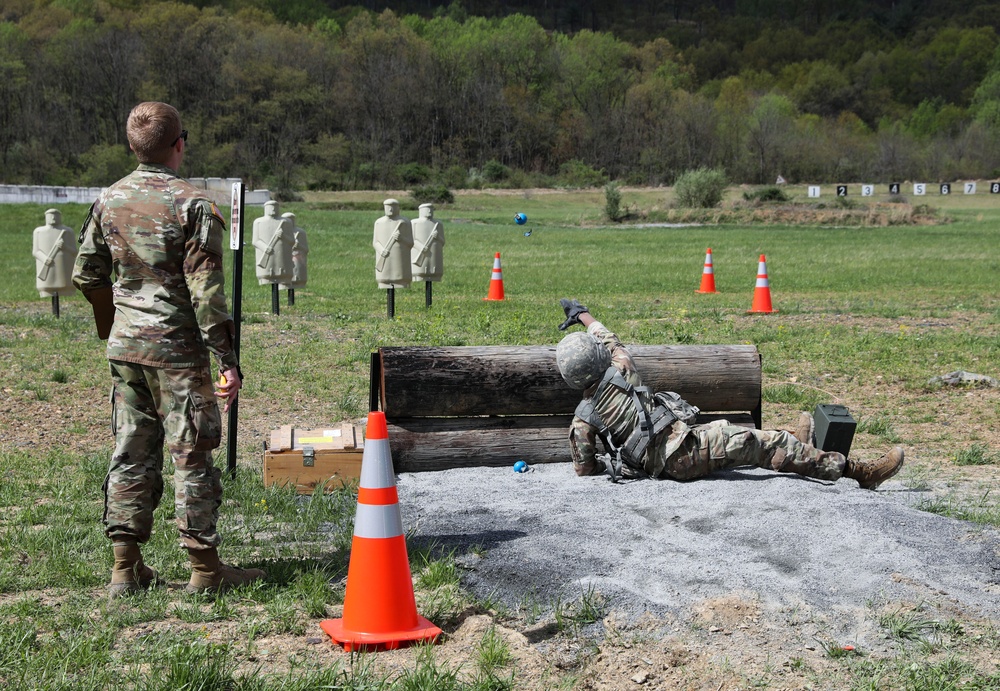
[836,185,848,197]
[808,186,821,198]
[940,183,951,195]
[964,182,977,195]
[889,183,901,195]
[914,183,926,196]
[861,184,874,197]
[992,182,1000,194]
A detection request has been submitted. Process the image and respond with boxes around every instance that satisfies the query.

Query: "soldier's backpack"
[575,368,699,481]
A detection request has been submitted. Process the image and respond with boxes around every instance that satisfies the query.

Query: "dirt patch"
[624,202,938,227]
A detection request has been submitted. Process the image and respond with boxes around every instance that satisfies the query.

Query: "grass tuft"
[954,444,999,466]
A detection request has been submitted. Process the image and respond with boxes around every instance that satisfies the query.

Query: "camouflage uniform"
[569,322,846,482]
[73,163,237,550]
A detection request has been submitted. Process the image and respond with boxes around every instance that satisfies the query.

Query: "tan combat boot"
[109,541,163,599]
[844,447,905,489]
[794,411,815,445]
[186,548,267,595]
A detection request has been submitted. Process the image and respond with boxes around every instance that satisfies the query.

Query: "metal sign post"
[227,182,245,479]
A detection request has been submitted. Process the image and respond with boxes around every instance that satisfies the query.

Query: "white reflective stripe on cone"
[360,441,396,489]
[756,277,770,287]
[354,503,404,539]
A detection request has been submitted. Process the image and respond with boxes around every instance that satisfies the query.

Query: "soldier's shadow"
[693,468,832,485]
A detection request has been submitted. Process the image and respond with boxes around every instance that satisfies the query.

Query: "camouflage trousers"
[105,361,223,550]
[657,419,846,482]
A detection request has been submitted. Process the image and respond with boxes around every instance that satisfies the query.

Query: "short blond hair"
[126,102,182,163]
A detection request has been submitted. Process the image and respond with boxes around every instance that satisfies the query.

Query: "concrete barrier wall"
[0,180,272,206]
[0,185,106,204]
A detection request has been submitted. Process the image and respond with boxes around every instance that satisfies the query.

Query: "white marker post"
[808,186,821,198]
[861,184,874,197]
[964,182,977,195]
[227,182,245,479]
[914,183,926,196]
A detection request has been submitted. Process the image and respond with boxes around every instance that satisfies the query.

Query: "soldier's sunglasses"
[172,130,188,146]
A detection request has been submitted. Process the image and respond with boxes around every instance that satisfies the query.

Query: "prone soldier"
[556,299,904,487]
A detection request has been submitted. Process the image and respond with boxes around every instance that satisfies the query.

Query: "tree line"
[2,0,1000,194]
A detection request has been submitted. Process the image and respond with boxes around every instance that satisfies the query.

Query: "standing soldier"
[73,102,266,598]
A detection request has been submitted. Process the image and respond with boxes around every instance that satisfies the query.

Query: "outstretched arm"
[558,298,593,330]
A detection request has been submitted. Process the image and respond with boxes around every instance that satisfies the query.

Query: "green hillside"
[2,0,1000,190]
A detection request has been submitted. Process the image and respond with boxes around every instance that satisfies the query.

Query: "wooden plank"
[342,422,357,448]
[378,345,760,419]
[269,424,294,452]
[388,413,755,472]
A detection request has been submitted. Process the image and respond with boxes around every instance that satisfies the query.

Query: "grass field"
[1,186,999,689]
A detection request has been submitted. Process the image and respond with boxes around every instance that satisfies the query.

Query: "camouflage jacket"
[72,163,238,371]
[569,322,691,477]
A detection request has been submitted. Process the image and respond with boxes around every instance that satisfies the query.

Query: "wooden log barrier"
[375,345,762,472]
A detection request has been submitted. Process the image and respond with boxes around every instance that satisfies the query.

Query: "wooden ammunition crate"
[262,423,365,493]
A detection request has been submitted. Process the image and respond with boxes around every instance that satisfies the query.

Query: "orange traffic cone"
[320,411,441,651]
[747,254,777,314]
[483,252,505,301]
[695,248,717,294]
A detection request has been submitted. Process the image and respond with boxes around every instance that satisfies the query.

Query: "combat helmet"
[556,332,611,389]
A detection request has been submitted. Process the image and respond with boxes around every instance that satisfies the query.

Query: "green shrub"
[482,160,511,183]
[77,144,133,187]
[673,167,727,208]
[350,162,379,188]
[439,165,469,189]
[604,182,624,222]
[411,184,455,205]
[743,185,789,203]
[558,159,606,188]
[396,162,431,185]
[301,164,343,191]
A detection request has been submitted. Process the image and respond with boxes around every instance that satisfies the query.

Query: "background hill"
[3,0,1000,192]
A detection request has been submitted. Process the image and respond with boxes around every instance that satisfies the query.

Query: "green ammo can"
[813,404,856,456]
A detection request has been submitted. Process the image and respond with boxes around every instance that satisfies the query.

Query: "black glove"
[558,298,589,331]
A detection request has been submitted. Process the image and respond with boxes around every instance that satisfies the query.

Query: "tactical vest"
[574,367,694,474]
